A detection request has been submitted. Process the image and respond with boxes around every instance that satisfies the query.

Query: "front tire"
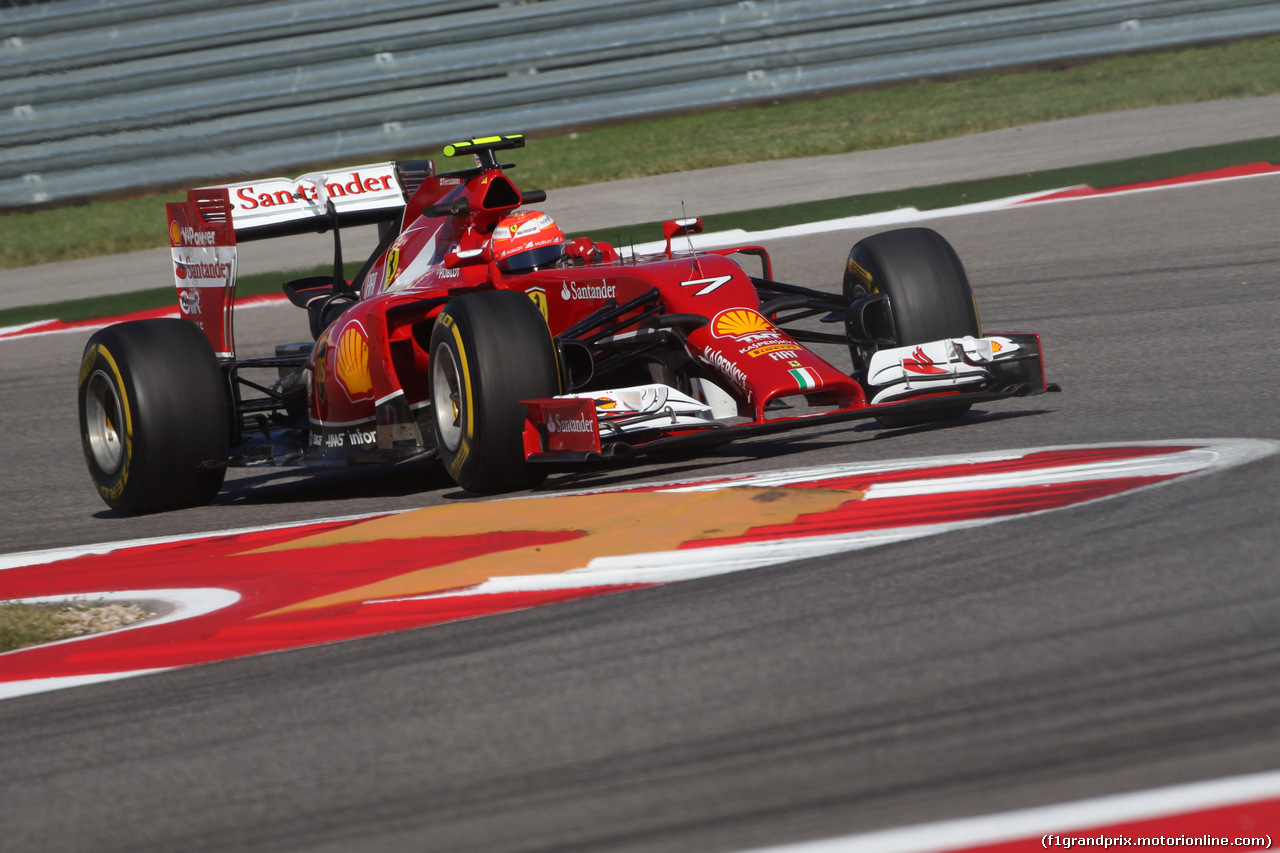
[844,227,980,427]
[429,290,561,493]
[78,319,230,513]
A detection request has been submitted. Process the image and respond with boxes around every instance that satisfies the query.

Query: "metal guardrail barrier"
[2,0,1277,208]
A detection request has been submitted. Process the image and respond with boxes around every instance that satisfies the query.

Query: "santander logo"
[549,413,594,434]
[560,281,617,301]
[173,259,231,280]
[232,171,396,211]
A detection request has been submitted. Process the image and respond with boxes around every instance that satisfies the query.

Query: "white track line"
[7,169,1277,343]
[373,440,1280,600]
[741,769,1280,852]
[625,168,1280,255]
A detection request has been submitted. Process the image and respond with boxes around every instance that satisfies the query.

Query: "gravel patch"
[52,603,153,636]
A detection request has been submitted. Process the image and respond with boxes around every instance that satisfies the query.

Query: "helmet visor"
[497,242,565,273]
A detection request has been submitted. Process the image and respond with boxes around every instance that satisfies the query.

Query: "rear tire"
[429,290,561,493]
[843,227,980,427]
[78,319,231,513]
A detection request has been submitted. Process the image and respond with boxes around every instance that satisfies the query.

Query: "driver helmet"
[491,210,566,273]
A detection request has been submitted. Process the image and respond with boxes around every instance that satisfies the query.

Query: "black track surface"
[2,176,1279,852]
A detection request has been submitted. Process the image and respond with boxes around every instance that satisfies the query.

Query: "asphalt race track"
[2,162,1280,849]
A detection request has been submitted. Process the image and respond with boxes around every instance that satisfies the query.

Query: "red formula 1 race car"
[78,135,1057,513]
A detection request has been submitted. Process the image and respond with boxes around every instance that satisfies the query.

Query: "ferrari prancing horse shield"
[526,287,548,321]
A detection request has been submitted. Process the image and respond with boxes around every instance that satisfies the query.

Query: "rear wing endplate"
[166,189,238,358]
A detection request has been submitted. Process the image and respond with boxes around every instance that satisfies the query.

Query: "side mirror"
[662,217,703,256]
[444,246,490,269]
[663,217,703,239]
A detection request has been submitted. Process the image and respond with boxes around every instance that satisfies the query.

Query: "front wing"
[522,333,1057,463]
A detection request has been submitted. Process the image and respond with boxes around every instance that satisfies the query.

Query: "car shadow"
[215,460,454,505]
[117,406,1054,512]
[534,406,1054,491]
[863,407,1052,439]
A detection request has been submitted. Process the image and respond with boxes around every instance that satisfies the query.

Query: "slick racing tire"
[429,290,561,493]
[78,319,231,513]
[843,227,980,427]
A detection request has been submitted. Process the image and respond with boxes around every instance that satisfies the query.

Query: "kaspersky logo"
[903,346,947,375]
[701,348,749,391]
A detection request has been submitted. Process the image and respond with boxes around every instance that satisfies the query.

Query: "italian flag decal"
[789,366,819,390]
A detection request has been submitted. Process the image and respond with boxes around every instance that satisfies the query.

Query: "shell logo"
[335,324,373,397]
[712,308,773,338]
[169,220,182,246]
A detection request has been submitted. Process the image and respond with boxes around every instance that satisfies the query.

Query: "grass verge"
[582,136,1280,246]
[4,135,1273,331]
[2,34,1278,270]
[0,601,151,653]
[0,604,66,652]
[0,263,362,330]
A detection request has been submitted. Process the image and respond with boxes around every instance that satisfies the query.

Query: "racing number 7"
[680,275,733,296]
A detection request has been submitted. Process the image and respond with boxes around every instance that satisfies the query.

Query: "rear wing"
[166,160,433,357]
[206,160,433,241]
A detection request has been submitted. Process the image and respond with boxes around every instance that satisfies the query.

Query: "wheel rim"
[431,342,464,453]
[85,369,125,474]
